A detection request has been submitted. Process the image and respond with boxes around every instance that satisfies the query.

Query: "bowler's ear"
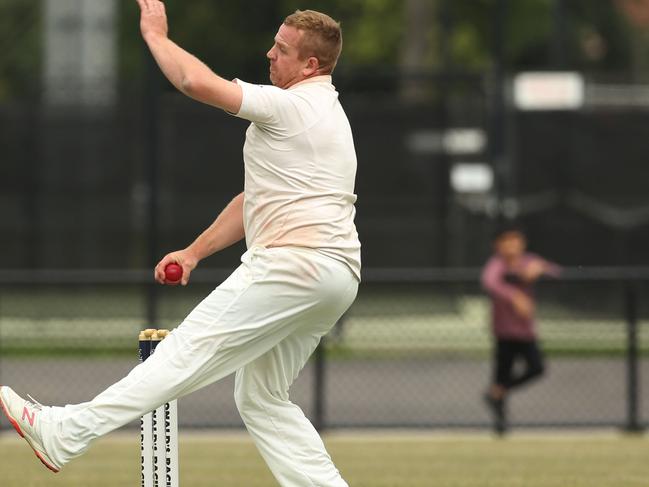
[303,56,320,76]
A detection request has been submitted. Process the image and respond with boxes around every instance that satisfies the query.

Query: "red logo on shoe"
[22,406,36,426]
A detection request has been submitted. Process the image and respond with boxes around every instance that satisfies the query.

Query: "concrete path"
[0,357,646,430]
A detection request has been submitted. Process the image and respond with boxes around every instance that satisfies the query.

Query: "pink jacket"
[481,253,561,340]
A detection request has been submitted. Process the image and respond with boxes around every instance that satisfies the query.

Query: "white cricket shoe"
[0,386,60,472]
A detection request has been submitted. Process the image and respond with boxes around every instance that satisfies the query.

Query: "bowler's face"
[267,24,307,89]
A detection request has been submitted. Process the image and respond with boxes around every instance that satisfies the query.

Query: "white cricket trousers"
[42,246,358,487]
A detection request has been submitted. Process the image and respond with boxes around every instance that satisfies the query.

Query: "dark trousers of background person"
[495,339,546,392]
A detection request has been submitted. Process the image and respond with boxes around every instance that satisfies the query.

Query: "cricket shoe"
[0,386,61,472]
[482,392,508,435]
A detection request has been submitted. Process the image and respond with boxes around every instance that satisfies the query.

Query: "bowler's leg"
[235,331,347,487]
[4,248,357,472]
[233,250,357,487]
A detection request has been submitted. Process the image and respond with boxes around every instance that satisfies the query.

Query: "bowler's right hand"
[154,249,198,286]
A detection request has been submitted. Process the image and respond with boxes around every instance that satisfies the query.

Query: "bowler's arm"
[137,0,242,113]
[153,193,245,284]
[187,192,246,262]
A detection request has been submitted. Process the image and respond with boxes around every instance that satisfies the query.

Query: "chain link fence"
[1,268,647,431]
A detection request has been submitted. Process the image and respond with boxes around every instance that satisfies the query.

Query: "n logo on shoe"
[22,407,36,426]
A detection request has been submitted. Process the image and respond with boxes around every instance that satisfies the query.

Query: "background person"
[481,225,561,433]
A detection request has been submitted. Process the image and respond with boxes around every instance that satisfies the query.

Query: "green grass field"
[1,431,647,487]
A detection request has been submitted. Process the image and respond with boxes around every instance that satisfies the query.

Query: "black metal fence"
[4,74,649,274]
[0,267,646,432]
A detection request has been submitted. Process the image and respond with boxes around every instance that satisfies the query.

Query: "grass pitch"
[0,431,647,487]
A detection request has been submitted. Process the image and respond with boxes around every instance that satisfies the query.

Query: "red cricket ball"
[164,263,183,283]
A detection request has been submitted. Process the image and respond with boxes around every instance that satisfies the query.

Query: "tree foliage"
[0,0,41,100]
[0,0,647,101]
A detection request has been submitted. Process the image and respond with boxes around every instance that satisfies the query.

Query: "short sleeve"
[232,79,290,126]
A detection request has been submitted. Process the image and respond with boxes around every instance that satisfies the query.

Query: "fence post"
[624,282,642,432]
[313,336,326,431]
[0,292,2,427]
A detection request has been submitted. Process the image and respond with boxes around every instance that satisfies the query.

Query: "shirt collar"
[288,75,332,90]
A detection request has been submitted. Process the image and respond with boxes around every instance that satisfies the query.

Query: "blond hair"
[283,10,342,74]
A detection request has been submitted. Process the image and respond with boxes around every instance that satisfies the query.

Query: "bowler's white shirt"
[233,75,361,280]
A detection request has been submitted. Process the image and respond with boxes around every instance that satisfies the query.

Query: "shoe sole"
[0,387,60,473]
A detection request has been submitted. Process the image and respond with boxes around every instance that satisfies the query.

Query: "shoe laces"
[26,393,44,410]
